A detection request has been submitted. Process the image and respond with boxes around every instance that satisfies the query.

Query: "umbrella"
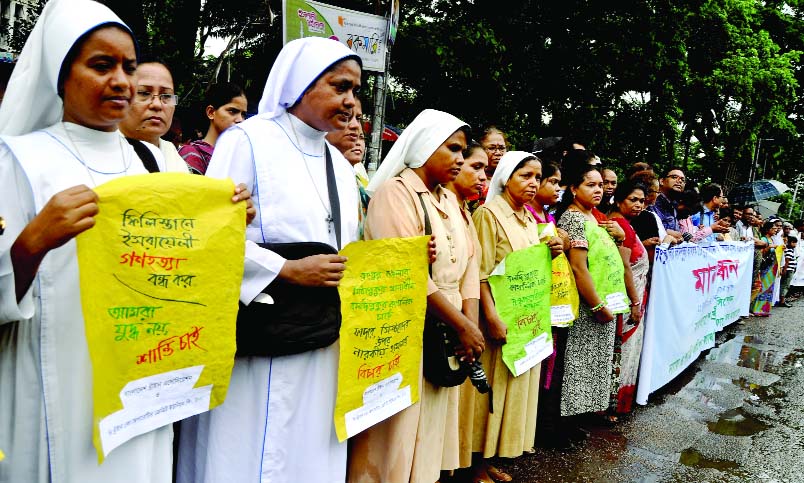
[728,179,790,205]
[755,200,781,218]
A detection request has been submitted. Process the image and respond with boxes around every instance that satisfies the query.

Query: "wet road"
[475,298,804,482]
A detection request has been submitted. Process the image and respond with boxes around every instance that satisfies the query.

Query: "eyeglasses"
[484,145,507,153]
[665,174,686,183]
[134,90,178,106]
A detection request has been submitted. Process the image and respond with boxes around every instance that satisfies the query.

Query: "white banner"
[283,0,388,72]
[636,242,754,405]
[791,243,804,287]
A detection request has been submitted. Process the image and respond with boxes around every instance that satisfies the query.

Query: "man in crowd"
[650,166,686,235]
[689,183,730,242]
[736,206,756,241]
[600,168,618,213]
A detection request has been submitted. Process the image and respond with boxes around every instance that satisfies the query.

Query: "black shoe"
[778,302,792,307]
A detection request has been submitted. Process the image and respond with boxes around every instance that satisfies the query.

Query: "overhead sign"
[283,0,388,72]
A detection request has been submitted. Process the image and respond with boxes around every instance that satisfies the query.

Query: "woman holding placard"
[0,1,169,480]
[348,109,485,483]
[178,37,362,483]
[555,164,629,421]
[607,180,651,414]
[468,151,563,482]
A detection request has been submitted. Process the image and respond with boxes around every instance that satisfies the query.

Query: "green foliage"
[8,0,804,187]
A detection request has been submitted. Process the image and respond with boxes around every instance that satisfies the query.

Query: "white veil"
[367,109,468,194]
[486,151,539,200]
[257,37,361,119]
[0,0,132,136]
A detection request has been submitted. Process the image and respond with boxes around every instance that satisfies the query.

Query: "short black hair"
[204,82,246,110]
[700,183,722,203]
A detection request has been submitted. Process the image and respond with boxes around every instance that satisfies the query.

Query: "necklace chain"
[286,113,334,231]
[61,122,131,187]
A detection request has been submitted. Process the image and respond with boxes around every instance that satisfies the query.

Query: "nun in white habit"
[0,1,171,481]
[177,37,361,483]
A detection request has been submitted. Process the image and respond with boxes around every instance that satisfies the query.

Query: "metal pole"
[790,174,804,218]
[750,138,762,182]
[758,138,775,180]
[368,49,391,177]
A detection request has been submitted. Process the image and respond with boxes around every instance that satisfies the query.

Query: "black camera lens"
[464,360,491,394]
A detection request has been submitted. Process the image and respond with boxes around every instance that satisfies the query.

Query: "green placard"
[585,221,629,314]
[488,244,554,376]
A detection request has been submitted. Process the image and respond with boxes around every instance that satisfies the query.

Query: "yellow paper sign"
[538,223,579,326]
[334,236,429,442]
[76,173,245,461]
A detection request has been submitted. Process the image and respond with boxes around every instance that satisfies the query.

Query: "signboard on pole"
[282,0,388,72]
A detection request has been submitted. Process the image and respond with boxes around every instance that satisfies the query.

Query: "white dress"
[0,122,171,483]
[177,113,359,483]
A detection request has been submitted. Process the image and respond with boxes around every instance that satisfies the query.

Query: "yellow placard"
[334,236,429,442]
[76,173,245,461]
[538,223,579,326]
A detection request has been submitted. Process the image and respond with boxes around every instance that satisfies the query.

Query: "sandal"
[471,468,493,483]
[486,465,513,482]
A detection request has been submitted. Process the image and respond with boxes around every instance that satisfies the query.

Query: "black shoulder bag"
[418,192,469,387]
[126,137,161,173]
[236,147,343,357]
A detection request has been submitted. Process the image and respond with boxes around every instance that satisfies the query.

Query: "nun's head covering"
[367,109,468,194]
[0,0,134,136]
[258,37,361,118]
[486,150,539,200]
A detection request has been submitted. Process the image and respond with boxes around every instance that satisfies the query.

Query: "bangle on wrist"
[629,301,641,307]
[591,300,607,312]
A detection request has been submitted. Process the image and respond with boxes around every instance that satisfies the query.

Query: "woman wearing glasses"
[119,61,189,172]
[479,126,507,180]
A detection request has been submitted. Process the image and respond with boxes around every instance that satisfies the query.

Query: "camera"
[463,359,491,394]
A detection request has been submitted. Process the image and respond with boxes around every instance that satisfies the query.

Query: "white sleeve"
[205,127,286,305]
[652,211,668,239]
[0,145,36,323]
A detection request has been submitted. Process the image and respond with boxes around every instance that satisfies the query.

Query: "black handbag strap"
[126,137,160,173]
[324,147,342,249]
[417,192,433,277]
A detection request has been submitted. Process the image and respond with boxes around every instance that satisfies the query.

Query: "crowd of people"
[1,1,803,483]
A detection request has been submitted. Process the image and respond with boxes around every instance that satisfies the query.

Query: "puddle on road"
[678,448,741,470]
[706,407,769,436]
[501,328,799,482]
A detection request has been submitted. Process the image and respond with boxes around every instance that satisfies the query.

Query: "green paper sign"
[585,221,629,314]
[488,244,554,376]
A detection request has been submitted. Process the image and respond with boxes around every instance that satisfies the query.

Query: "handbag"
[236,147,343,357]
[415,190,468,387]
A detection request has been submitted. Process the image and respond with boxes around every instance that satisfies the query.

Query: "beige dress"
[451,202,482,470]
[348,168,480,483]
[468,195,541,460]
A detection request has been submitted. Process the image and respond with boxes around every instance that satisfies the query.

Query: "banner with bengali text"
[636,242,753,405]
[283,0,388,72]
[76,173,245,460]
[488,243,554,376]
[334,236,429,441]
